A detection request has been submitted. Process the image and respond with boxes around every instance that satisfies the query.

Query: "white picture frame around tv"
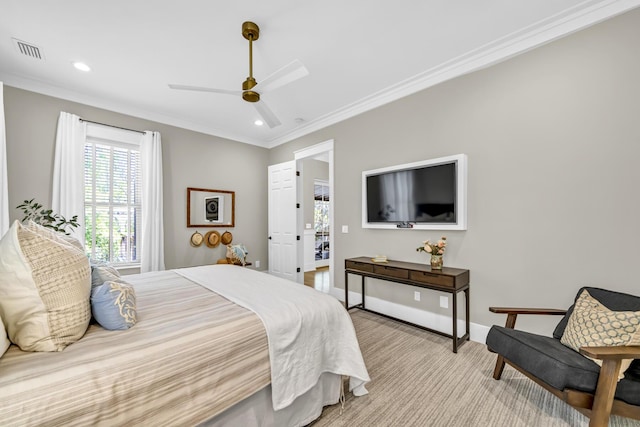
[361,153,467,230]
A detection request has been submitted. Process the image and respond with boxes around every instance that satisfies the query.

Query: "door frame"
[294,139,334,293]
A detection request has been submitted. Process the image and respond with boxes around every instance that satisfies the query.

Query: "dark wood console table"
[345,257,470,353]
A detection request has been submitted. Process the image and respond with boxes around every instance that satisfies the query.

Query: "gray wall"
[4,86,269,270]
[269,9,640,334]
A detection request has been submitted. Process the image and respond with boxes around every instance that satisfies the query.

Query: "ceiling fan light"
[242,90,260,103]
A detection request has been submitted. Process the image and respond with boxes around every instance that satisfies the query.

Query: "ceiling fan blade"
[255,59,309,93]
[254,100,281,128]
[168,84,241,96]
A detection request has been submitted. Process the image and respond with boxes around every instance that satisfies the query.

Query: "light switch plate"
[341,225,349,233]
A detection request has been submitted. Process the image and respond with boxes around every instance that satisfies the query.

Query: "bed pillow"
[24,220,84,251]
[0,314,9,357]
[0,220,91,351]
[561,289,640,379]
[91,280,137,330]
[90,260,121,288]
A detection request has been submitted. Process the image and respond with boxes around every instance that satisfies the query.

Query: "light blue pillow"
[91,280,137,330]
[90,261,121,288]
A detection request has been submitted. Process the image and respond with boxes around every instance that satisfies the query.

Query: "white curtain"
[52,112,86,244]
[0,82,9,237]
[140,131,165,272]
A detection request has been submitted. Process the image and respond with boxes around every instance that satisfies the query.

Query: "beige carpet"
[311,309,640,427]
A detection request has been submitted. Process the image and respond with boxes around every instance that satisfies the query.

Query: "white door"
[268,161,298,280]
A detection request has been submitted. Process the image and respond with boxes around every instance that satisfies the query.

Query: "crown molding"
[267,0,640,148]
[3,0,639,150]
[0,72,270,148]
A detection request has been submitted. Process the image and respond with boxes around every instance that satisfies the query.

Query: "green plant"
[17,198,79,235]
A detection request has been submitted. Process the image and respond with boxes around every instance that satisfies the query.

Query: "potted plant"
[16,198,79,235]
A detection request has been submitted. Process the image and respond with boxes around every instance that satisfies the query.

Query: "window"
[84,124,142,265]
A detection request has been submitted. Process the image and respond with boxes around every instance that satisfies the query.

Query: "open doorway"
[314,179,330,267]
[294,140,334,294]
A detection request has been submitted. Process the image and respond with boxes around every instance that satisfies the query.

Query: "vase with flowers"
[416,236,447,270]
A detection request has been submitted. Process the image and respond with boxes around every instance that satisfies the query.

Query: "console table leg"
[465,288,470,341]
[452,291,458,353]
[345,271,349,310]
[361,276,366,309]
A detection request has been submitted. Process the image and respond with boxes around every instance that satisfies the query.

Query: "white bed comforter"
[175,264,370,411]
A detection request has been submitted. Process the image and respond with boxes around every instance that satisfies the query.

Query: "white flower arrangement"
[416,236,447,255]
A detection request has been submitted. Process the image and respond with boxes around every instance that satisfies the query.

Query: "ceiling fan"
[168,21,308,128]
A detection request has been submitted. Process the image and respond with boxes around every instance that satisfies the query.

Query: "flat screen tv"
[362,154,467,230]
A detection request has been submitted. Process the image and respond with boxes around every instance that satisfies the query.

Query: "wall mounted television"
[362,154,467,230]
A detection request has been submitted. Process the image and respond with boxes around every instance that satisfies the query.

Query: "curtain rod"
[79,118,145,135]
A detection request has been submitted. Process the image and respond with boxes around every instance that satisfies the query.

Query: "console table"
[345,257,470,353]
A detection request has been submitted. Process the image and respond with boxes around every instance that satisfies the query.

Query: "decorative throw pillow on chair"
[226,244,248,266]
[561,289,640,378]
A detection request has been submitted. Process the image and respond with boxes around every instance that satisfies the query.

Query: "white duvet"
[175,264,370,411]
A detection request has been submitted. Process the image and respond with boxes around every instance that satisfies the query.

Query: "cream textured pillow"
[24,220,84,251]
[561,289,640,378]
[0,220,91,352]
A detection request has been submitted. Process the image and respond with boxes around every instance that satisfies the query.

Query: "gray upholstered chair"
[486,287,640,427]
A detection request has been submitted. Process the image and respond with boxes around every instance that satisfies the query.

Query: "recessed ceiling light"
[254,119,264,126]
[73,62,91,72]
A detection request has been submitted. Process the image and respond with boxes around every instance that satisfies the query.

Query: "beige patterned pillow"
[0,221,91,351]
[24,220,84,251]
[561,289,640,378]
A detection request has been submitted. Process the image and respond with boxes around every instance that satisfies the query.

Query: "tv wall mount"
[396,222,415,228]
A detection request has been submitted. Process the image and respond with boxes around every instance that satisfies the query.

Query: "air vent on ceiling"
[12,38,44,60]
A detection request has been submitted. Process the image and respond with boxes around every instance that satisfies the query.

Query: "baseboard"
[331,288,490,345]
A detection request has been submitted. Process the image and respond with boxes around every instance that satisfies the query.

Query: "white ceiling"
[1,1,638,148]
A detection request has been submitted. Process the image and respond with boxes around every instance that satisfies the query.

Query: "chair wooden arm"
[577,345,640,427]
[580,345,640,361]
[489,307,567,315]
[489,307,567,329]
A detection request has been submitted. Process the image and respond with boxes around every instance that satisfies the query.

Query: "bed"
[0,253,370,426]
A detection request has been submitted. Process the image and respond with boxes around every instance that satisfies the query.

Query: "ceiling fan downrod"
[242,21,260,103]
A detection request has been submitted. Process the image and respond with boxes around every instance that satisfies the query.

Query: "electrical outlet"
[414,291,421,301]
[439,295,448,308]
[255,260,260,269]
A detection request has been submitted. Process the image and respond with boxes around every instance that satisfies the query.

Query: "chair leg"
[493,355,506,380]
[492,313,517,380]
[589,359,622,427]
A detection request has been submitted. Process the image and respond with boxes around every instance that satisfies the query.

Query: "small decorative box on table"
[344,257,470,353]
